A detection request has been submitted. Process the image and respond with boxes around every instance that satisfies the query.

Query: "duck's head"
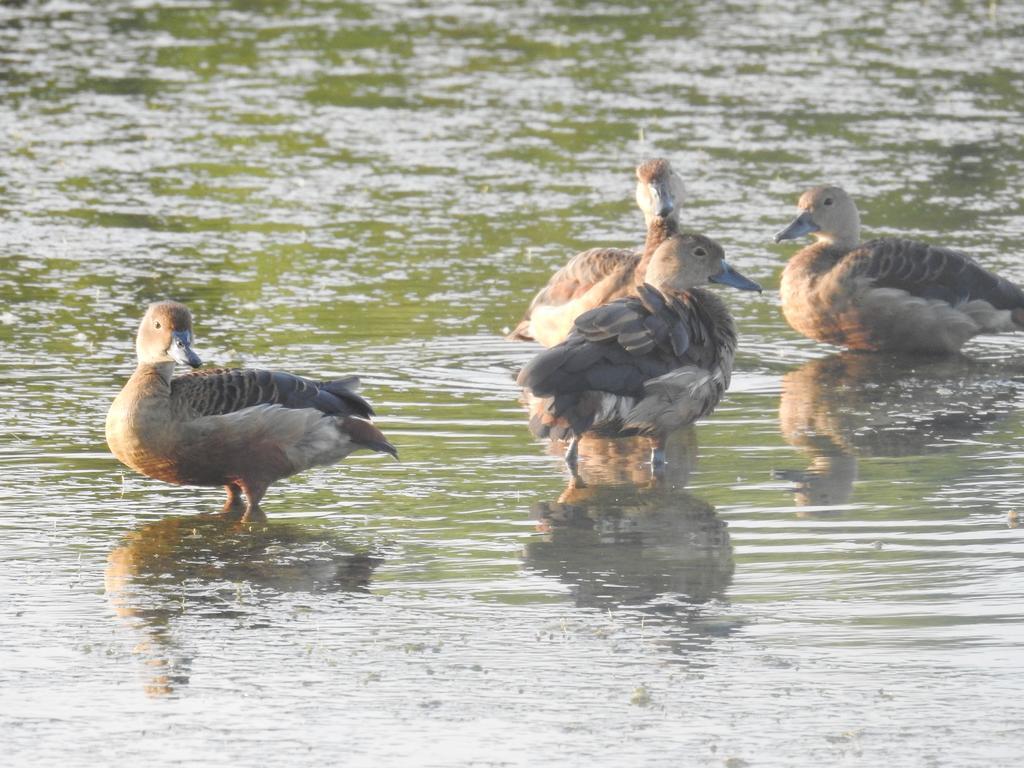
[635,158,685,225]
[774,185,861,248]
[135,301,202,368]
[645,233,762,294]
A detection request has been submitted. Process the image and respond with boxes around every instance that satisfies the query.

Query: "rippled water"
[2,1,1024,765]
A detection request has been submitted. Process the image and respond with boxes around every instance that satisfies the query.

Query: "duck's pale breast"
[527,262,638,347]
[514,215,680,345]
[106,385,205,485]
[780,246,850,345]
[509,247,639,344]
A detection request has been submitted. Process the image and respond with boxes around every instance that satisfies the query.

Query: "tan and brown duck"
[517,234,760,476]
[775,185,1024,354]
[105,301,397,522]
[508,158,687,346]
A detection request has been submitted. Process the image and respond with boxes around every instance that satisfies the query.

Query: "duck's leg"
[222,483,245,519]
[238,479,269,523]
[650,437,667,481]
[564,436,584,484]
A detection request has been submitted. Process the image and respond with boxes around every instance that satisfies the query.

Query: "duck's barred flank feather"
[852,239,1024,309]
[171,368,374,420]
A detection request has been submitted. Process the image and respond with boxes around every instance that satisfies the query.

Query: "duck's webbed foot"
[238,480,269,523]
[241,504,268,523]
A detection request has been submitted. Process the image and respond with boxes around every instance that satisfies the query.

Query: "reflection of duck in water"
[525,434,734,648]
[106,514,379,696]
[539,427,698,489]
[777,352,1019,506]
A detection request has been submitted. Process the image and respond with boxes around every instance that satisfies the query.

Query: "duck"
[507,157,686,346]
[517,234,761,476]
[774,185,1024,354]
[105,301,397,522]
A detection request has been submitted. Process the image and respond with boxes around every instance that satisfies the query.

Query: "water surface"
[2,1,1024,765]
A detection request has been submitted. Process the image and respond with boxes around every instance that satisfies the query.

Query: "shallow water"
[2,1,1024,765]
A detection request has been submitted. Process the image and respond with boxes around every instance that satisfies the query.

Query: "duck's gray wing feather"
[517,285,694,400]
[171,369,374,420]
[851,238,1024,308]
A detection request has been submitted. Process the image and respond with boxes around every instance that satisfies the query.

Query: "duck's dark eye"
[823,197,834,206]
[694,247,707,257]
[154,321,162,329]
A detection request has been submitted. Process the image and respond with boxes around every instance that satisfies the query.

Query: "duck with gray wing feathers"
[517,234,761,477]
[508,158,686,347]
[775,185,1024,355]
[105,301,397,522]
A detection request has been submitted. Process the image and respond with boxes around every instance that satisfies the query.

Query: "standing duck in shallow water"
[105,301,397,522]
[775,185,1024,354]
[508,158,686,346]
[517,234,761,475]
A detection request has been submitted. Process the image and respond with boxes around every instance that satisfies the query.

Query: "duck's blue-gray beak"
[649,182,675,219]
[710,261,762,293]
[774,210,820,242]
[169,330,202,368]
